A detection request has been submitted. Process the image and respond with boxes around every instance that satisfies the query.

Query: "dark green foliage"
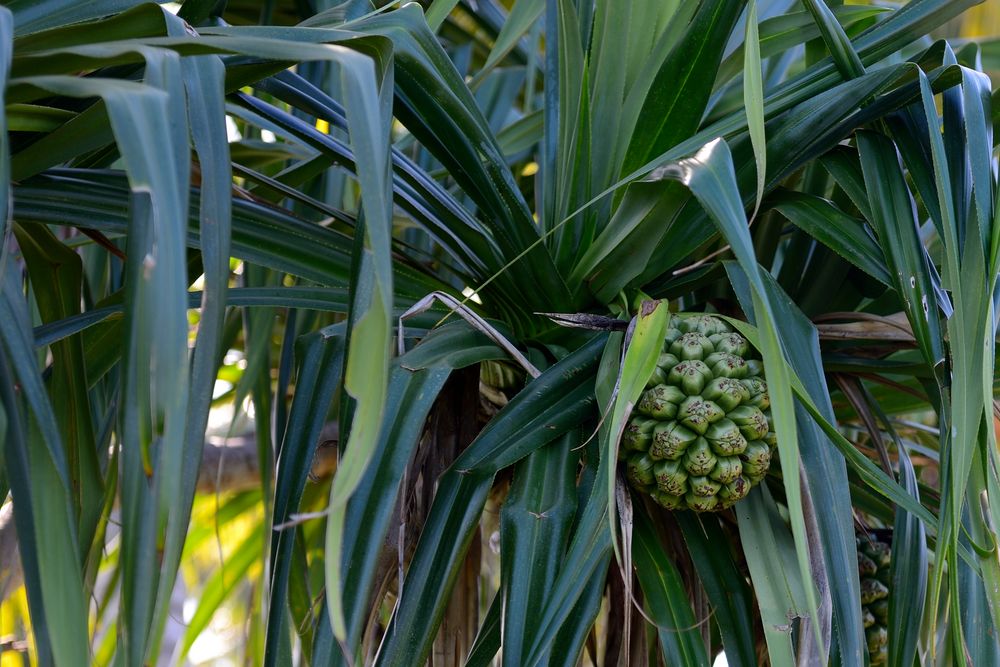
[1,1,998,666]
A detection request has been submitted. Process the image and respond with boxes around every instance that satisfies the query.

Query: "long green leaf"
[424,0,460,30]
[800,0,865,79]
[12,175,446,298]
[632,508,710,667]
[677,513,757,667]
[6,62,204,662]
[912,68,995,658]
[13,224,103,562]
[0,344,55,665]
[478,0,543,79]
[744,0,766,218]
[542,563,606,666]
[972,442,1000,650]
[238,76,502,278]
[736,486,807,667]
[80,54,192,662]
[728,318,937,529]
[521,452,613,667]
[587,0,692,200]
[621,0,745,178]
[888,445,928,667]
[544,0,587,271]
[582,61,938,299]
[0,262,89,667]
[465,592,502,667]
[500,433,579,666]
[770,191,891,285]
[151,43,234,656]
[323,30,395,642]
[374,335,605,667]
[604,300,669,558]
[725,262,866,665]
[264,327,345,666]
[313,362,457,665]
[717,6,890,84]
[345,6,572,312]
[31,287,352,350]
[6,0,146,35]
[565,2,976,294]
[856,130,946,373]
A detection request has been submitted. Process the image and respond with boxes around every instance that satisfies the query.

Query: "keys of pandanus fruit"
[662,328,683,347]
[626,453,656,488]
[704,352,749,379]
[677,396,725,434]
[651,490,684,510]
[867,541,891,572]
[741,376,770,410]
[621,418,656,454]
[668,360,714,395]
[709,332,749,356]
[650,421,698,460]
[717,476,751,507]
[688,476,722,497]
[740,441,771,478]
[638,384,686,420]
[709,456,743,484]
[685,492,719,512]
[682,438,717,476]
[728,405,770,441]
[654,458,688,496]
[860,577,889,605]
[869,599,889,626]
[866,627,888,662]
[683,315,730,336]
[670,332,716,361]
[705,418,748,456]
[702,377,750,412]
[647,353,680,387]
[620,314,779,512]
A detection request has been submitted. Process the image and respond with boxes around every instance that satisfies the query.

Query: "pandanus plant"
[1,0,999,665]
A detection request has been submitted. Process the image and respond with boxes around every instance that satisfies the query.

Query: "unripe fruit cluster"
[621,315,776,512]
[858,535,891,665]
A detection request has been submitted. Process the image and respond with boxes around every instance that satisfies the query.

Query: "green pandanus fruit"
[858,533,891,665]
[622,314,776,512]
